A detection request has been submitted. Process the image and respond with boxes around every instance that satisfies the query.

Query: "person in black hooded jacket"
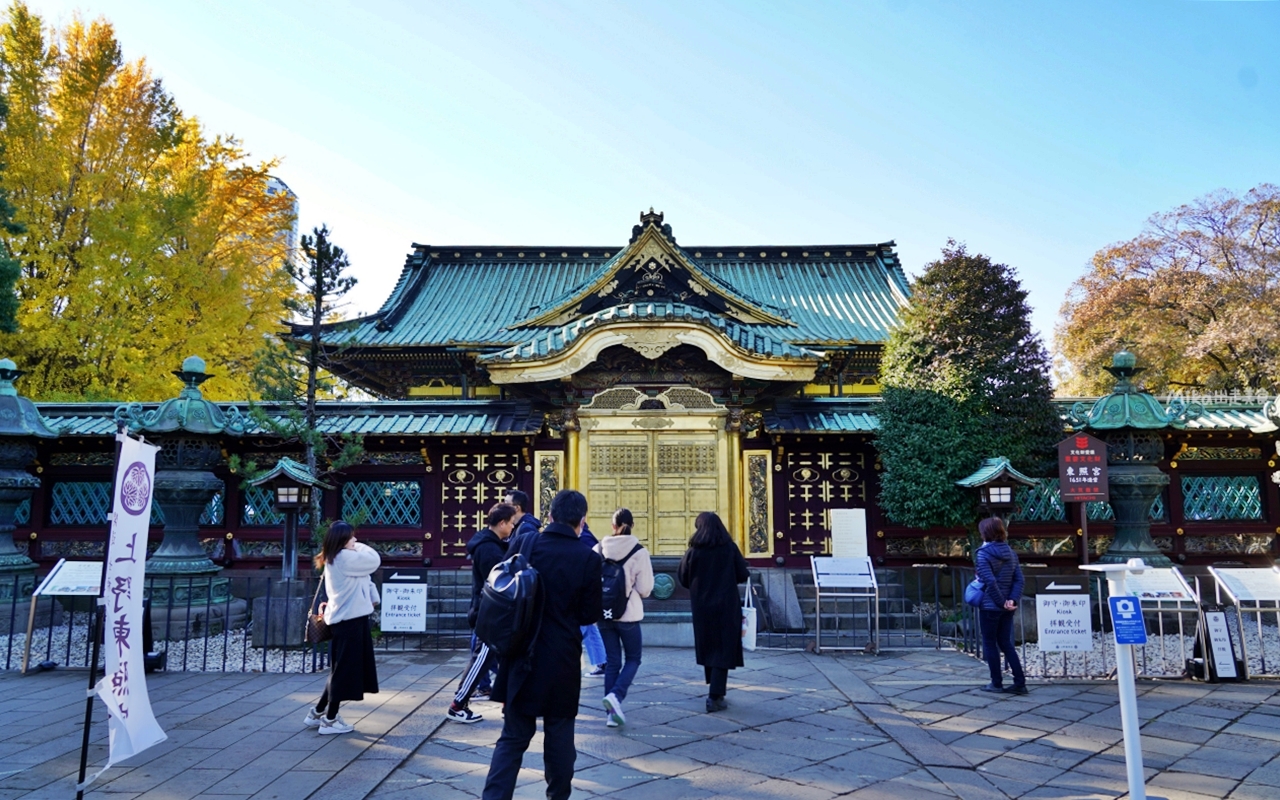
[446,502,518,723]
[973,516,1027,694]
[504,489,541,551]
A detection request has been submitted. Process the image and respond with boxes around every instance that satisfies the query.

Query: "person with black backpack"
[594,508,653,728]
[482,490,602,800]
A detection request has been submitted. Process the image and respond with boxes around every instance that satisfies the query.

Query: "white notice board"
[1209,567,1280,603]
[1036,594,1093,651]
[811,556,876,589]
[380,570,429,633]
[35,559,103,596]
[829,509,867,558]
[1203,610,1239,679]
[1124,567,1198,604]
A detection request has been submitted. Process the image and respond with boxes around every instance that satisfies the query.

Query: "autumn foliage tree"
[0,2,295,399]
[876,242,1060,531]
[1056,184,1280,396]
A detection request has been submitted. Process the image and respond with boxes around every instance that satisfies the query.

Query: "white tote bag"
[741,577,758,652]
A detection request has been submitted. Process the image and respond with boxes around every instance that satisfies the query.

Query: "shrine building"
[16,211,1280,570]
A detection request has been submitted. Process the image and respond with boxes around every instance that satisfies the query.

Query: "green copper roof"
[480,302,825,364]
[317,241,909,350]
[763,399,881,432]
[248,456,333,490]
[43,401,543,438]
[956,457,1039,489]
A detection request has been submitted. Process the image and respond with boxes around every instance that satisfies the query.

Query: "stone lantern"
[1068,349,1200,566]
[0,359,58,615]
[114,356,247,608]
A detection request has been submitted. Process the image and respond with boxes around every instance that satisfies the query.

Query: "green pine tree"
[876,241,1060,532]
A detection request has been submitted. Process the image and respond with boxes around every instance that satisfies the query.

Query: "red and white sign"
[1058,433,1109,503]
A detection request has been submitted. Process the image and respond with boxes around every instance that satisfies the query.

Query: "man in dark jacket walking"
[447,503,518,723]
[483,490,603,800]
[504,489,541,550]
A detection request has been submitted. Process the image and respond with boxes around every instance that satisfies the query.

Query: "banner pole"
[75,424,125,800]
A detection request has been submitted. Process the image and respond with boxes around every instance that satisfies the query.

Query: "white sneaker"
[606,717,619,728]
[603,692,626,727]
[319,715,354,735]
[303,708,325,728]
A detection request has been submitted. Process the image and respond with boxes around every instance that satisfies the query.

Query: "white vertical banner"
[95,433,167,765]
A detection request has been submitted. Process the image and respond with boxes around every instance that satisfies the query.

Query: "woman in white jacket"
[303,521,380,735]
[594,508,654,728]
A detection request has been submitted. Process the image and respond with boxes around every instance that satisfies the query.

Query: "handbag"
[964,578,984,608]
[305,579,332,644]
[741,577,758,652]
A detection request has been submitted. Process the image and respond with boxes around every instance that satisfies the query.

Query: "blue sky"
[27,0,1280,347]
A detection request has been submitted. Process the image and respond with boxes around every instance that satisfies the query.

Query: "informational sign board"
[34,559,103,596]
[1058,433,1109,503]
[1124,568,1198,603]
[1037,577,1093,652]
[829,509,867,558]
[1209,567,1280,603]
[1203,610,1239,680]
[380,569,430,633]
[811,557,876,589]
[1108,596,1148,645]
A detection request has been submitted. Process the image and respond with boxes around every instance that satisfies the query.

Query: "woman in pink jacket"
[594,508,654,728]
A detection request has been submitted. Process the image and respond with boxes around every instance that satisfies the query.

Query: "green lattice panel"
[15,498,29,525]
[1181,475,1263,521]
[199,493,224,526]
[343,481,421,526]
[1014,480,1066,522]
[1085,494,1165,522]
[50,482,111,526]
[240,486,318,526]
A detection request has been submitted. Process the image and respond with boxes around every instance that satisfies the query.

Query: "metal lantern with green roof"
[956,457,1038,518]
[0,359,59,602]
[1068,349,1201,566]
[249,457,331,581]
[115,356,247,603]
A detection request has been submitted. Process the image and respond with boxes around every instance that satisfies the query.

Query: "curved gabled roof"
[313,242,909,349]
[479,302,825,364]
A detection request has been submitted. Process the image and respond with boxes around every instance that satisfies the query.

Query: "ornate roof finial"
[639,208,664,227]
[632,208,675,244]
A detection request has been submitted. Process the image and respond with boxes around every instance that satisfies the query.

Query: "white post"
[1082,559,1147,800]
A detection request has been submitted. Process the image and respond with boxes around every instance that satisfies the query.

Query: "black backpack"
[601,544,643,622]
[475,533,542,658]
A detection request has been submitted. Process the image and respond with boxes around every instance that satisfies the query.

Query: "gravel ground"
[1,613,328,673]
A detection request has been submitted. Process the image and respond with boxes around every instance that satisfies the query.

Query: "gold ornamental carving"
[623,328,681,359]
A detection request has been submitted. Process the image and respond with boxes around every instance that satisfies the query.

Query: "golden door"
[585,431,721,555]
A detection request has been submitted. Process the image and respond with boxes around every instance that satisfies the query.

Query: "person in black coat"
[483,490,603,800]
[678,511,749,713]
[504,489,541,551]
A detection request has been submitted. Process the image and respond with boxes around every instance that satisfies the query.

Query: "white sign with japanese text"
[1203,610,1239,679]
[829,509,867,558]
[380,570,429,633]
[35,559,103,596]
[1036,594,1094,651]
[1209,567,1280,603]
[95,433,166,767]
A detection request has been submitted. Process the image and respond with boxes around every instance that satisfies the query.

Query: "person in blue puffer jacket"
[973,516,1027,694]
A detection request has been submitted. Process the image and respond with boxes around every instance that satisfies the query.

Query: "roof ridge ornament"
[631,207,676,244]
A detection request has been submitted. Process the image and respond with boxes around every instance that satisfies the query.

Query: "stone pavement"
[4,647,1280,800]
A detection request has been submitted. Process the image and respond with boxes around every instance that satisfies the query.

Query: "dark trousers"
[482,712,576,800]
[600,620,642,701]
[454,638,495,707]
[314,682,339,718]
[704,665,728,699]
[979,608,1025,688]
